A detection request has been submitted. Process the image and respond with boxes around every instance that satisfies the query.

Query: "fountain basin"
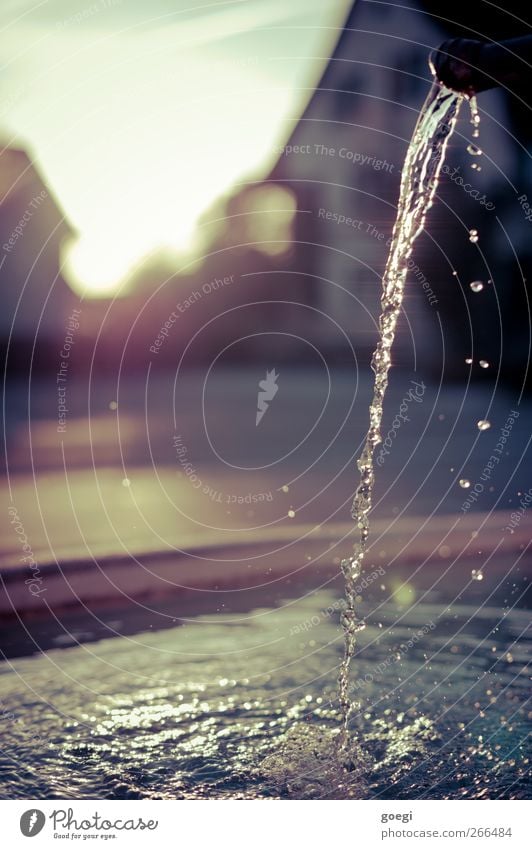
[0,510,529,800]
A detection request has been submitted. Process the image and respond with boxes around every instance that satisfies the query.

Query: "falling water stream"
[337,83,465,754]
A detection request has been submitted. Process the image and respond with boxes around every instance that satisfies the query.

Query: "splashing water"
[337,83,463,756]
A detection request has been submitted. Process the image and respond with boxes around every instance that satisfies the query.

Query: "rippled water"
[0,580,529,799]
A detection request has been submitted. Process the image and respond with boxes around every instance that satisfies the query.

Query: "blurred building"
[265,0,517,374]
[0,145,76,363]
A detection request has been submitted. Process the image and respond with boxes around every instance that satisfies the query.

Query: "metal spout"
[429,36,532,95]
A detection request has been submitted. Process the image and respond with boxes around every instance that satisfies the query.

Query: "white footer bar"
[1,799,529,848]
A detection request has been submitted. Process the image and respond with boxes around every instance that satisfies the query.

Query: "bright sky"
[1,0,350,295]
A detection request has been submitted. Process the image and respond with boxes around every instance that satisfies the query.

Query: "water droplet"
[281,485,289,493]
[287,509,295,518]
[477,419,491,431]
[469,229,479,243]
[465,357,473,364]
[109,401,118,410]
[479,360,489,369]
[467,144,482,156]
[470,280,484,293]
[469,97,481,142]
[471,569,484,581]
[459,479,470,489]
[122,478,131,488]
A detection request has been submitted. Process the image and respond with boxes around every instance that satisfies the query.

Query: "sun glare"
[4,0,350,297]
[61,235,133,298]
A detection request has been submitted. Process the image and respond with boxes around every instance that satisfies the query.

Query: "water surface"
[0,577,529,800]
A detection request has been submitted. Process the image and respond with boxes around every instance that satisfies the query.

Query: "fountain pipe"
[429,36,532,96]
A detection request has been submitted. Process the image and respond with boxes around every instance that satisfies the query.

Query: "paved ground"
[1,368,530,614]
